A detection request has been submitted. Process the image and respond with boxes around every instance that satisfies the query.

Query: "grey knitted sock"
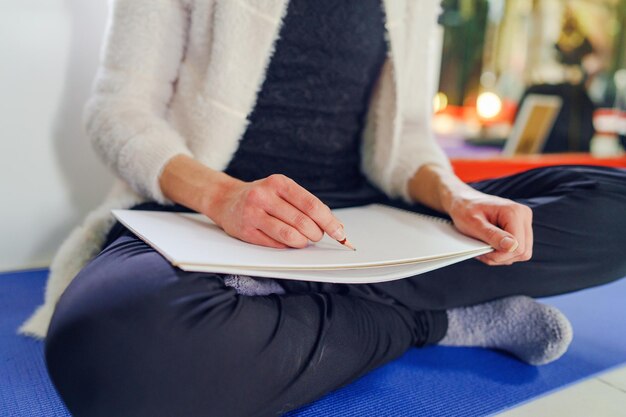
[223,274,286,296]
[439,295,573,365]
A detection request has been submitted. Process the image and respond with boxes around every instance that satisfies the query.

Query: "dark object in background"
[516,83,595,153]
[554,8,594,67]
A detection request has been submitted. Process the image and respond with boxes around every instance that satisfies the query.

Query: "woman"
[22,1,626,416]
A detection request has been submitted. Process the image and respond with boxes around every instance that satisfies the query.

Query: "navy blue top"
[224,0,388,206]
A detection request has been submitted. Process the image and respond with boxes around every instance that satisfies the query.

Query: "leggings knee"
[45,264,262,416]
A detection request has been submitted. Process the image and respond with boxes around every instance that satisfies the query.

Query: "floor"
[498,365,626,416]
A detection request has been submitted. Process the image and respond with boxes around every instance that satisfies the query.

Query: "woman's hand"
[212,174,346,249]
[408,164,533,266]
[446,189,533,266]
[159,155,345,249]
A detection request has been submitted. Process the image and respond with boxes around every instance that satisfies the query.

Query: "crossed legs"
[45,166,626,417]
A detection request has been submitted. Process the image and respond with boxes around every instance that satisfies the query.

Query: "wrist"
[437,179,456,214]
[409,164,466,214]
[438,177,482,213]
[159,154,242,220]
[199,172,242,222]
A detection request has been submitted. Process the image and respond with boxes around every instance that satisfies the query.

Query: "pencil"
[335,223,356,250]
[338,237,356,251]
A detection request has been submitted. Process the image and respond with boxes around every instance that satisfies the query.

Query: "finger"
[264,198,324,242]
[272,175,345,241]
[474,217,519,254]
[494,206,528,261]
[479,205,531,265]
[477,238,522,265]
[476,252,510,265]
[246,228,288,249]
[476,254,509,266]
[256,213,309,248]
[522,207,534,261]
[473,219,521,265]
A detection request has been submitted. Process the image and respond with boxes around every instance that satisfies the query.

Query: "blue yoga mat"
[1,269,625,416]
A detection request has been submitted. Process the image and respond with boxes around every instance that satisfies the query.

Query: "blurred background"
[0,0,625,271]
[435,0,626,158]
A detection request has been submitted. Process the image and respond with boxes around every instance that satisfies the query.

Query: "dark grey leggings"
[45,166,626,417]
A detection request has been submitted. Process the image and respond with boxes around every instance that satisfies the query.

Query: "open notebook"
[112,204,493,284]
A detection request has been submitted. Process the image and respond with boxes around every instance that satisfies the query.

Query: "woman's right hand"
[212,174,346,249]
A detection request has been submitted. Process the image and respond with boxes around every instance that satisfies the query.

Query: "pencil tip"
[342,239,356,251]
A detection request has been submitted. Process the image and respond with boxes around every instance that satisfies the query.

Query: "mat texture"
[1,269,625,417]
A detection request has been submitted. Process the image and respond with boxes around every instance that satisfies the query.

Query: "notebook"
[112,204,493,284]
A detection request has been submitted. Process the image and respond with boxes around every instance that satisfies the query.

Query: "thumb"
[478,221,519,253]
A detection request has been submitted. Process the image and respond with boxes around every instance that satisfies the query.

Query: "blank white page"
[112,204,491,271]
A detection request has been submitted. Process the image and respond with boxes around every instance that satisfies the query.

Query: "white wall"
[0,0,113,271]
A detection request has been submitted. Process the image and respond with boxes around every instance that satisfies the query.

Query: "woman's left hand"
[447,189,533,266]
[408,164,533,267]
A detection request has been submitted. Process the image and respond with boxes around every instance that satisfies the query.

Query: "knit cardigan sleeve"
[83,0,193,204]
[387,1,453,203]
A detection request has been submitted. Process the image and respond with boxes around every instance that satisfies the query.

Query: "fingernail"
[500,237,518,252]
[331,226,346,241]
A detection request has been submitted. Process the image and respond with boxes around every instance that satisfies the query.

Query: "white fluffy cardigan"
[20,0,452,338]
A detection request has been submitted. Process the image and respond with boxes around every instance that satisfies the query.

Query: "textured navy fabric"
[224,0,387,195]
[286,273,626,417]
[43,166,626,417]
[3,268,626,417]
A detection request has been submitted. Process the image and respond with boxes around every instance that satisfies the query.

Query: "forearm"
[158,154,242,220]
[407,164,477,214]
